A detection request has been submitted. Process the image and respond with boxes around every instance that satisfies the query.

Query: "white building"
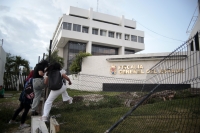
[51,6,145,73]
[0,46,6,85]
[51,4,200,91]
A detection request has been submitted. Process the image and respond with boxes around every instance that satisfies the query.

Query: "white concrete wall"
[0,46,6,85]
[67,51,199,91]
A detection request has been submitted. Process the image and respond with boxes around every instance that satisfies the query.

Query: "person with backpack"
[8,70,34,129]
[40,62,72,121]
[31,60,49,116]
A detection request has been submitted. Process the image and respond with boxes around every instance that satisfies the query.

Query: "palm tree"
[4,53,30,90]
[9,56,30,74]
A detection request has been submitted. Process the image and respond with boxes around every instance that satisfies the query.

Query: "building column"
[121,15,124,40]
[57,47,63,58]
[89,8,93,34]
[86,41,92,54]
[119,46,124,55]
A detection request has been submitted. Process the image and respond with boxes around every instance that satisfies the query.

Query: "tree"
[5,53,30,74]
[4,53,30,90]
[69,52,91,74]
[45,49,64,67]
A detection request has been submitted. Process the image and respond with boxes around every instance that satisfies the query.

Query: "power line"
[134,19,185,42]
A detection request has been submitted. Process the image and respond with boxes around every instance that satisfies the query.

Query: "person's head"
[46,62,61,72]
[37,60,49,69]
[40,60,49,68]
[0,85,2,89]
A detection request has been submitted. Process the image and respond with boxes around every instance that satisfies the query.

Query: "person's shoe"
[31,111,39,116]
[68,97,73,104]
[8,120,18,124]
[18,123,30,129]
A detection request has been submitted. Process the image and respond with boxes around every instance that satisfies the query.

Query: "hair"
[36,60,49,68]
[45,62,61,75]
[25,70,34,81]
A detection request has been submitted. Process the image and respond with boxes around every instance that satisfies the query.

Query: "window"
[63,22,72,30]
[92,44,118,55]
[108,31,114,38]
[138,36,144,43]
[73,24,81,32]
[67,41,86,74]
[116,33,121,39]
[125,49,135,54]
[82,26,89,33]
[125,34,129,40]
[92,28,98,35]
[131,35,137,42]
[100,30,106,36]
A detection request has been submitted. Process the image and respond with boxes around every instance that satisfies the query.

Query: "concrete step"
[31,116,48,133]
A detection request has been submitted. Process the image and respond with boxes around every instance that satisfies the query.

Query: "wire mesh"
[49,32,200,133]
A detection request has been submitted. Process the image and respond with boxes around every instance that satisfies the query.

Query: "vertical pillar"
[89,8,93,34]
[119,46,124,55]
[86,41,92,54]
[121,15,124,40]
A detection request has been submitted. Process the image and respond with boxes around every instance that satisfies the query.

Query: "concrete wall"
[0,46,6,85]
[68,52,199,91]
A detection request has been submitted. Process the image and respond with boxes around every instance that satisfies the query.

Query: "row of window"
[66,41,135,74]
[62,22,144,43]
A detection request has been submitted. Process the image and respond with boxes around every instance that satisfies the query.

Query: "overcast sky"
[0,0,198,68]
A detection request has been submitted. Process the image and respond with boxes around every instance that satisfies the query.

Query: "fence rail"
[3,72,27,91]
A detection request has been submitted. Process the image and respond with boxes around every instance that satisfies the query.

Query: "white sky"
[0,0,198,68]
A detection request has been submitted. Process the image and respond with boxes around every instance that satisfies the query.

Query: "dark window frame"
[92,44,118,55]
[125,49,135,54]
[92,28,98,35]
[108,31,115,38]
[138,36,144,43]
[73,24,81,32]
[131,35,137,42]
[63,22,72,30]
[100,30,106,36]
[82,26,89,33]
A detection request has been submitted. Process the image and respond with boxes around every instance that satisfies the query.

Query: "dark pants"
[11,102,31,124]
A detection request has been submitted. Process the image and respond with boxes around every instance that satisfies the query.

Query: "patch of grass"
[1,90,200,133]
[51,95,200,133]
[0,91,31,133]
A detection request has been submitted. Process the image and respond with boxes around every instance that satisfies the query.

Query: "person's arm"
[44,77,48,85]
[62,74,72,85]
[38,71,44,76]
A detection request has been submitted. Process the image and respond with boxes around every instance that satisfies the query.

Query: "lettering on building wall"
[110,65,184,75]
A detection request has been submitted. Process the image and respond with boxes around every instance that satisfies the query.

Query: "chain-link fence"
[49,32,200,133]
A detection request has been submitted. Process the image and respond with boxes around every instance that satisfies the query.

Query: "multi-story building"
[51,6,145,73]
[0,46,6,85]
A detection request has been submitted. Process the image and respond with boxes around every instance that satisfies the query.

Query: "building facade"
[51,6,145,73]
[0,46,6,85]
[51,4,200,91]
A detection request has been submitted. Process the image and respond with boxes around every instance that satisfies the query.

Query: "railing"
[3,72,27,91]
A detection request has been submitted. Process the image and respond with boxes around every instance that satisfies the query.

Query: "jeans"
[32,78,44,112]
[42,84,71,117]
[11,102,31,124]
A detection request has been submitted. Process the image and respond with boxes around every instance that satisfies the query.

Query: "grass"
[0,89,200,133]
[0,91,31,133]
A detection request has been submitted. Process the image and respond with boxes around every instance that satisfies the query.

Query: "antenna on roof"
[97,0,99,12]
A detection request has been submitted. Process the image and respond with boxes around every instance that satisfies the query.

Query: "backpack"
[24,78,34,99]
[48,70,63,90]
